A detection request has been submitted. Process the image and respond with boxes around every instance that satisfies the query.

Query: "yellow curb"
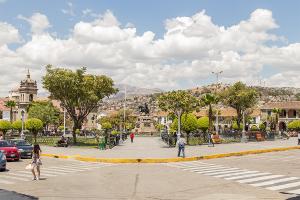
[41,146,300,163]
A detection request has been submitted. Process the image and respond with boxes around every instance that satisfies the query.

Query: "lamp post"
[212,70,223,135]
[241,110,247,143]
[21,110,25,139]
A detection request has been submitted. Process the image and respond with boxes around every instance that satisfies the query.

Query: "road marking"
[204,169,246,176]
[44,167,83,172]
[0,175,29,181]
[213,171,259,178]
[41,169,69,175]
[238,175,285,184]
[286,188,300,195]
[195,168,239,174]
[251,177,299,187]
[22,171,57,177]
[266,181,300,191]
[182,166,226,171]
[8,172,33,178]
[225,173,271,180]
[0,179,14,184]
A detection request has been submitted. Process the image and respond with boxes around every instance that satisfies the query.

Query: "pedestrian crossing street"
[0,161,115,185]
[165,161,300,195]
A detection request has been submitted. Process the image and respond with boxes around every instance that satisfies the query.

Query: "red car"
[0,140,20,161]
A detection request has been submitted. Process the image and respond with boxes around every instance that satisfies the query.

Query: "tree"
[0,120,11,139]
[28,101,60,130]
[12,120,22,134]
[171,113,199,144]
[158,90,199,141]
[272,108,282,134]
[222,82,258,131]
[5,100,16,123]
[99,109,137,132]
[25,118,43,143]
[232,121,243,130]
[198,117,209,132]
[201,93,219,133]
[43,66,118,143]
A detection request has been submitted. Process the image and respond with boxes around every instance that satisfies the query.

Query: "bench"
[212,134,221,144]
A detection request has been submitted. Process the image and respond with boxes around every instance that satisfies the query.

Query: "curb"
[41,146,300,163]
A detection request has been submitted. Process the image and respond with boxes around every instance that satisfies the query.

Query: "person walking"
[31,144,42,180]
[177,135,186,158]
[130,132,135,143]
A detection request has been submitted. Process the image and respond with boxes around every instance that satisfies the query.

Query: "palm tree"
[272,108,282,134]
[5,100,16,123]
[201,93,219,133]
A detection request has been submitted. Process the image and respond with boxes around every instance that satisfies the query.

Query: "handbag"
[25,164,34,170]
[37,158,42,166]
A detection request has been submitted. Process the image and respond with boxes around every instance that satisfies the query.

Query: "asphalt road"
[1,152,300,199]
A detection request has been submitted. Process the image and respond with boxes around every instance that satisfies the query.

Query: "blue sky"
[1,0,300,42]
[0,0,300,95]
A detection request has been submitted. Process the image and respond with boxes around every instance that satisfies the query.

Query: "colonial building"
[261,101,300,131]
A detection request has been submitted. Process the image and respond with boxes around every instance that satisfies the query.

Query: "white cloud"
[0,9,300,96]
[0,22,20,46]
[18,13,51,34]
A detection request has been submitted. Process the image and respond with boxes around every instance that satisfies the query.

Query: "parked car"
[0,150,6,171]
[8,139,33,159]
[0,140,20,161]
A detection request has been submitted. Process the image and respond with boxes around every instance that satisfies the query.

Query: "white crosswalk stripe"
[165,161,300,195]
[250,177,300,187]
[225,172,271,180]
[0,161,115,185]
[237,175,284,184]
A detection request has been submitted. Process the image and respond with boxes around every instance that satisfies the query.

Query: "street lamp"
[212,70,223,135]
[21,110,25,139]
[63,107,66,136]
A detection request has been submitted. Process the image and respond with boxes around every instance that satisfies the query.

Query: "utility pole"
[122,86,127,142]
[212,71,223,135]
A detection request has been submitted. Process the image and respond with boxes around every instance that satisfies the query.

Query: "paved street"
[41,137,299,158]
[1,150,300,199]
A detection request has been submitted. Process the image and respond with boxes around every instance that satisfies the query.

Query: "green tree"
[171,113,199,144]
[0,120,11,139]
[43,65,118,143]
[222,82,258,131]
[155,124,164,132]
[158,90,199,140]
[12,120,22,134]
[28,101,60,130]
[198,117,209,132]
[5,100,16,123]
[25,118,43,143]
[272,108,282,134]
[201,93,219,133]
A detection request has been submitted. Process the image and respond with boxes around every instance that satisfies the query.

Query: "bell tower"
[19,69,38,109]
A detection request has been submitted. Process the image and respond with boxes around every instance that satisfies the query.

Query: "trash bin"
[98,137,106,150]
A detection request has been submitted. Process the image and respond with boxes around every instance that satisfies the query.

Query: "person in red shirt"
[130,132,135,143]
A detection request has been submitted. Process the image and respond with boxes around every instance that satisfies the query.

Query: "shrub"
[288,120,300,131]
[232,121,243,130]
[259,123,266,131]
[250,125,259,131]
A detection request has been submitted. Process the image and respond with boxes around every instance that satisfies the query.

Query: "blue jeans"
[178,146,185,158]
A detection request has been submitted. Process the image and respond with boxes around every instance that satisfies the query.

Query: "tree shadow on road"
[0,189,38,200]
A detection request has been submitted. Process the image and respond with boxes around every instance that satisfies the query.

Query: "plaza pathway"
[41,137,300,159]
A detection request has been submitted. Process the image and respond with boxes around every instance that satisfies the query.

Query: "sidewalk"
[41,137,300,159]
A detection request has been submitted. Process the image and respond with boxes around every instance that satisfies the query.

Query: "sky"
[0,0,300,96]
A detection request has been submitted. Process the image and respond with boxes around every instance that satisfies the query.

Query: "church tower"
[18,70,38,109]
